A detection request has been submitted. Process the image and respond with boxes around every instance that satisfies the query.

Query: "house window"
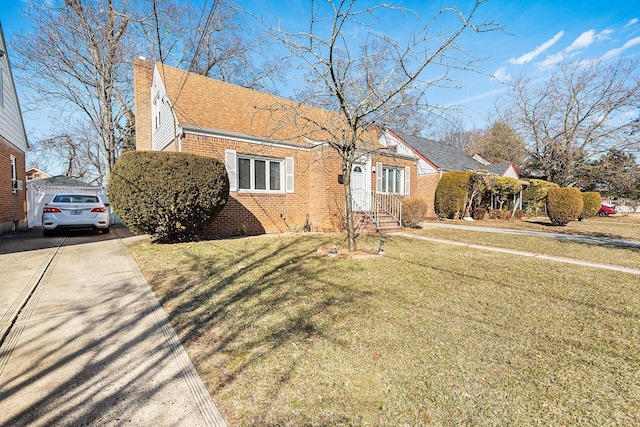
[380,166,404,194]
[238,155,283,192]
[10,155,17,181]
[376,163,411,196]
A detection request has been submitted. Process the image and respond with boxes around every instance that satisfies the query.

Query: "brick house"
[0,23,28,235]
[379,129,519,219]
[133,59,417,236]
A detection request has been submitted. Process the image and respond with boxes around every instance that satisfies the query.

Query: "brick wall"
[181,133,325,237]
[133,58,153,152]
[0,137,27,234]
[416,173,440,219]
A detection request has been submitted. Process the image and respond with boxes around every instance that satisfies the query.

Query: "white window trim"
[376,163,409,195]
[10,155,17,181]
[224,150,293,194]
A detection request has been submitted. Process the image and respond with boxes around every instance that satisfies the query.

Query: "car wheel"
[598,211,608,217]
[43,229,53,237]
[103,227,110,234]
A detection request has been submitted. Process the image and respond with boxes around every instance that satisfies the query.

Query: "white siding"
[151,66,179,151]
[0,28,28,152]
[379,131,416,158]
[502,165,519,179]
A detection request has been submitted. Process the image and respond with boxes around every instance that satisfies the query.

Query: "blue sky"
[2,0,639,148]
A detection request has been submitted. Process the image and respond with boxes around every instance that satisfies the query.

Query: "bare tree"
[132,0,287,90]
[503,57,640,186]
[15,0,132,185]
[427,115,482,152]
[266,0,500,250]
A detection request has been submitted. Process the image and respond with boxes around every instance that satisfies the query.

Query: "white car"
[42,194,110,236]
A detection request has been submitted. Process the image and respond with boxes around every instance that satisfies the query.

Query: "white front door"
[351,164,370,211]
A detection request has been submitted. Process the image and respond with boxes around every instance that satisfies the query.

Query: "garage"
[26,176,118,227]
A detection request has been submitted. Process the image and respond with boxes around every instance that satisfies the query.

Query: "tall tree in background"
[268,0,500,251]
[132,0,285,90]
[16,0,132,184]
[503,57,640,186]
[474,120,527,170]
[14,0,283,183]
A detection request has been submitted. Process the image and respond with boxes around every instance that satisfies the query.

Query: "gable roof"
[393,131,482,172]
[155,64,377,146]
[30,175,99,188]
[0,22,28,152]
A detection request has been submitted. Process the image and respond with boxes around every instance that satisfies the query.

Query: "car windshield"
[52,195,100,203]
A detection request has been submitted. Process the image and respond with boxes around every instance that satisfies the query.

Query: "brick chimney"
[133,57,153,151]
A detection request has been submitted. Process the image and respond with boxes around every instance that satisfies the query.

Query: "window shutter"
[404,166,411,195]
[285,157,294,193]
[225,150,237,192]
[376,162,383,192]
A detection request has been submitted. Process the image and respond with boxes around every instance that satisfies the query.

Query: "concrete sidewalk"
[0,228,226,426]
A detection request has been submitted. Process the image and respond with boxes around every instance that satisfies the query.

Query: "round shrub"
[435,171,471,219]
[402,198,429,228]
[546,187,583,226]
[108,151,229,242]
[579,191,601,220]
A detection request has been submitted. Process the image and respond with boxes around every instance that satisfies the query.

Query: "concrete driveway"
[0,227,226,426]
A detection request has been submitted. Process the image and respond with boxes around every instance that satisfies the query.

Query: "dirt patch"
[316,244,384,259]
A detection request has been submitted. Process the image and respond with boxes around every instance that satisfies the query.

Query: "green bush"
[402,198,429,228]
[546,187,583,226]
[435,171,471,219]
[108,151,229,242]
[579,191,601,220]
[523,179,559,216]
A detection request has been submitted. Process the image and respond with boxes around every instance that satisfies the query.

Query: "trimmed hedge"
[579,191,601,220]
[108,151,229,242]
[435,171,471,219]
[546,187,583,226]
[402,198,429,228]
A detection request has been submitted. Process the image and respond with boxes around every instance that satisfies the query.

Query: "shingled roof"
[394,131,483,172]
[156,64,378,146]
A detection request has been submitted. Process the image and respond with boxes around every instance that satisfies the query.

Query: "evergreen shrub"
[435,171,471,219]
[523,179,559,215]
[546,187,583,225]
[579,191,601,220]
[108,151,229,242]
[402,198,429,228]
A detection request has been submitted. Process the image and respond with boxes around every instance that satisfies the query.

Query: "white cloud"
[492,67,511,83]
[509,31,565,65]
[597,29,614,41]
[602,36,640,60]
[566,30,595,51]
[539,53,565,68]
[624,18,638,28]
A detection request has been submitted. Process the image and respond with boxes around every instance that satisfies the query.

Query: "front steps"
[353,212,403,234]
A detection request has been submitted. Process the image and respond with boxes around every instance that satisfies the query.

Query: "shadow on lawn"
[144,236,371,396]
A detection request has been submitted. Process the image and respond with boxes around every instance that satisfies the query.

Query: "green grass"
[128,234,640,426]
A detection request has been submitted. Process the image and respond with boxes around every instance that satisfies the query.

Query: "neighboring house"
[0,23,28,235]
[26,167,51,182]
[133,58,417,236]
[380,129,519,219]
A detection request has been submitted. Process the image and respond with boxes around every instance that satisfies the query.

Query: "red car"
[597,204,616,216]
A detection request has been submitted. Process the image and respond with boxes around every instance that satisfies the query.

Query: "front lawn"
[128,234,640,426]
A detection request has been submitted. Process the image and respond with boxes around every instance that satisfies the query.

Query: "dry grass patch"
[128,234,640,426]
[423,214,640,241]
[411,227,640,269]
